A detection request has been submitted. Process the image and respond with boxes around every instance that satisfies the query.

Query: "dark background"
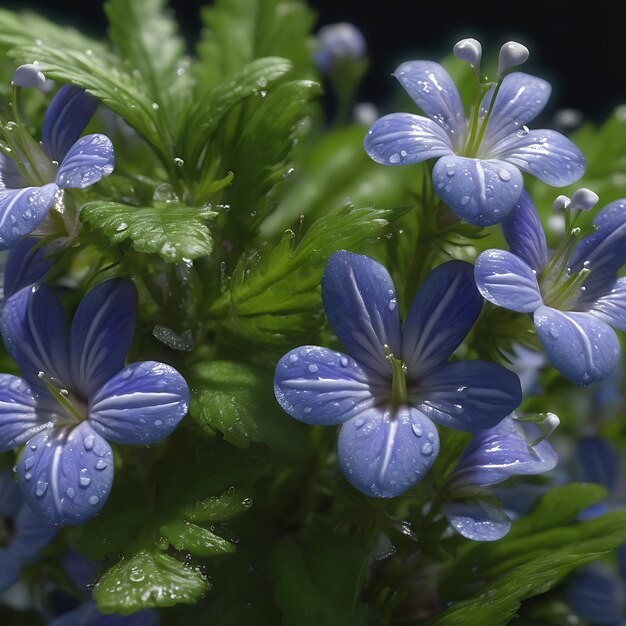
[12,0,626,122]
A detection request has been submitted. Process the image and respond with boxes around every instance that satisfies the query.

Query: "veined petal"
[322,251,401,376]
[443,500,512,542]
[393,61,466,148]
[479,73,551,150]
[534,306,620,385]
[414,361,522,432]
[567,565,625,626]
[0,470,21,518]
[69,278,137,398]
[1,284,70,389]
[41,85,99,163]
[9,505,57,562]
[17,422,114,526]
[578,436,619,492]
[337,406,439,498]
[589,277,626,331]
[403,261,482,377]
[364,113,453,166]
[0,184,58,252]
[475,249,543,313]
[89,361,189,446]
[56,134,114,189]
[432,156,523,227]
[274,346,380,426]
[501,191,548,272]
[489,129,585,186]
[0,374,51,452]
[0,152,26,189]
[3,238,54,300]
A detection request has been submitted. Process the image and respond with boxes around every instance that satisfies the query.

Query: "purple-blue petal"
[414,360,522,432]
[501,191,548,273]
[479,73,551,151]
[0,184,58,252]
[568,564,625,625]
[3,237,54,300]
[488,129,585,186]
[0,470,21,518]
[0,549,20,594]
[402,260,482,378]
[42,85,100,163]
[322,251,401,376]
[337,406,439,498]
[432,156,523,226]
[89,361,189,446]
[578,436,619,493]
[49,601,160,626]
[63,550,101,593]
[0,152,26,189]
[474,249,543,313]
[364,113,453,166]
[9,504,57,562]
[17,422,114,526]
[534,306,620,385]
[56,134,115,189]
[69,278,137,399]
[443,500,512,541]
[589,277,626,331]
[274,345,380,426]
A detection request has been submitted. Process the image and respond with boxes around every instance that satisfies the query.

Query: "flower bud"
[11,61,46,89]
[314,23,366,74]
[497,41,529,76]
[569,188,599,211]
[552,195,570,212]
[453,38,482,69]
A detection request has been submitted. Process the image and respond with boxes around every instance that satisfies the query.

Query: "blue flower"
[364,62,585,226]
[314,23,367,74]
[475,192,626,385]
[0,84,114,250]
[0,278,189,525]
[274,251,521,498]
[441,415,558,541]
[1,236,54,302]
[0,470,57,594]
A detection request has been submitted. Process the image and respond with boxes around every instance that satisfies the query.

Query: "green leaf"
[93,546,209,614]
[159,519,236,556]
[81,201,217,262]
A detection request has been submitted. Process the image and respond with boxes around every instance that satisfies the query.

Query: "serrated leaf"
[93,546,209,614]
[159,519,236,556]
[81,201,217,262]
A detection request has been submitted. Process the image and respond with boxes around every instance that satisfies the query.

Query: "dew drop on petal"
[411,423,423,437]
[66,487,75,498]
[460,195,470,206]
[389,153,401,164]
[36,481,48,497]
[307,364,319,374]
[84,435,95,451]
[88,495,100,506]
[340,356,349,367]
[421,443,433,456]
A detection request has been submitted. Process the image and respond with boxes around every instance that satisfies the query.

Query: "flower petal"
[364,113,453,166]
[489,129,585,186]
[0,549,20,594]
[501,191,548,272]
[41,85,99,163]
[403,261,482,377]
[0,470,21,518]
[567,565,625,625]
[89,361,189,446]
[534,306,620,385]
[69,278,137,398]
[1,284,70,389]
[0,184,58,252]
[578,436,619,492]
[393,61,466,147]
[443,500,512,541]
[414,361,522,432]
[479,72,551,150]
[49,601,160,626]
[0,152,26,189]
[589,277,626,331]
[17,422,114,526]
[56,134,115,189]
[9,505,57,562]
[322,251,401,376]
[337,406,439,498]
[3,237,54,300]
[274,345,380,426]
[474,249,543,313]
[432,156,523,226]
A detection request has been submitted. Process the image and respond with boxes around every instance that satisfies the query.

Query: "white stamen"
[569,188,599,211]
[453,38,482,70]
[12,61,46,89]
[497,41,529,76]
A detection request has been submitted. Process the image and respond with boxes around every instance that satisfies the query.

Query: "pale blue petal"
[443,500,512,541]
[501,191,548,272]
[432,156,523,226]
[567,564,624,625]
[89,361,189,446]
[3,238,54,300]
[402,261,482,378]
[17,422,114,526]
[414,361,522,432]
[534,306,620,385]
[322,251,401,376]
[589,277,626,331]
[0,184,58,251]
[0,470,21,518]
[578,436,619,493]
[474,249,543,313]
[274,346,380,426]
[489,129,585,186]
[393,61,466,148]
[338,406,439,498]
[364,113,453,166]
[56,134,114,189]
[9,505,57,562]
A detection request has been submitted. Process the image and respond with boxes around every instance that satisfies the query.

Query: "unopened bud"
[552,195,570,211]
[12,61,46,89]
[569,188,599,211]
[497,41,529,76]
[314,23,366,74]
[453,38,482,69]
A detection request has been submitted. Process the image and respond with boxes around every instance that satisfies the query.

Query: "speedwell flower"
[0,278,189,525]
[363,48,585,226]
[274,251,521,498]
[0,84,114,250]
[1,236,54,302]
[474,192,626,385]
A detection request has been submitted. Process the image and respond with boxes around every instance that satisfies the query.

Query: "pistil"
[37,371,84,423]
[384,345,408,408]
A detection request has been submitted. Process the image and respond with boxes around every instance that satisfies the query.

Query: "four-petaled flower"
[0,85,114,250]
[364,62,585,226]
[0,278,189,525]
[474,192,626,385]
[274,250,521,498]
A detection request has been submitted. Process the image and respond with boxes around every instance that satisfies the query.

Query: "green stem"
[37,372,83,422]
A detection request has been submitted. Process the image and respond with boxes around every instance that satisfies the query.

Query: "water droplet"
[427,431,435,442]
[155,419,163,427]
[242,497,253,507]
[84,435,95,451]
[445,167,456,177]
[89,495,100,506]
[151,102,160,110]
[116,222,128,232]
[411,423,423,437]
[340,356,349,367]
[173,157,184,167]
[95,460,107,471]
[24,456,35,470]
[460,195,470,206]
[36,481,48,497]
[498,169,512,181]
[549,328,559,339]
[388,299,397,311]
[80,468,91,487]
[355,417,365,427]
[129,569,145,582]
[421,443,433,456]
[289,354,298,363]
[307,364,319,373]
[66,487,75,498]
[389,153,401,164]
